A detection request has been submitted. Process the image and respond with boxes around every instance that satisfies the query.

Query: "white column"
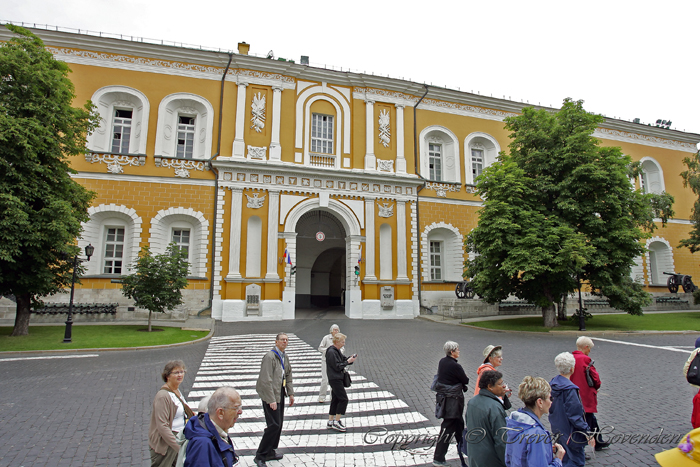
[396,200,408,280]
[364,99,376,170]
[395,104,406,173]
[232,81,248,158]
[265,190,280,279]
[227,188,243,279]
[269,86,283,161]
[364,198,377,281]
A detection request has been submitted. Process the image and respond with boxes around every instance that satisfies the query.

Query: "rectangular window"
[430,241,443,281]
[103,227,125,274]
[429,143,442,181]
[111,109,133,154]
[172,228,190,260]
[177,116,196,159]
[472,148,484,179]
[311,113,334,154]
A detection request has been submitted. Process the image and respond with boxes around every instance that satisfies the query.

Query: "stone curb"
[0,320,214,356]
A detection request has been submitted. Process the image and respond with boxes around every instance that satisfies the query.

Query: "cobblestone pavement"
[0,313,696,466]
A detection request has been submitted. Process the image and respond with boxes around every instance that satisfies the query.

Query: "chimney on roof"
[300,55,309,65]
[238,42,250,55]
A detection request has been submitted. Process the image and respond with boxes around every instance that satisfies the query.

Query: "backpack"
[688,352,700,385]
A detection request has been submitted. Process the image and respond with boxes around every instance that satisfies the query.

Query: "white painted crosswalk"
[185,333,463,466]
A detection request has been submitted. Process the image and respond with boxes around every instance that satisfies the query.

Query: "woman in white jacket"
[318,324,342,403]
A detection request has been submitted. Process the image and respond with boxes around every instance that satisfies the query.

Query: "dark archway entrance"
[294,210,347,309]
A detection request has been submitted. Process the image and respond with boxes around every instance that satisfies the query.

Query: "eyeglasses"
[171,370,186,376]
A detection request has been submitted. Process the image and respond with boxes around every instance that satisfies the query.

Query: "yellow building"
[3,26,699,322]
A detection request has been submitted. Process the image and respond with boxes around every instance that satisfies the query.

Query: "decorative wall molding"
[378,108,391,147]
[377,201,394,218]
[247,146,267,160]
[250,92,266,133]
[594,128,697,152]
[154,156,206,178]
[377,159,394,172]
[465,185,478,194]
[425,181,460,198]
[246,192,266,209]
[84,152,145,173]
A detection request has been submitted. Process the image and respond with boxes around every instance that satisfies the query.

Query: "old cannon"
[663,272,696,293]
[455,281,475,299]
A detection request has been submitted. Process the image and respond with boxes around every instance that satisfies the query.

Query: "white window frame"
[171,227,191,261]
[430,240,443,281]
[638,157,666,194]
[419,126,460,184]
[111,108,133,154]
[311,113,334,154]
[176,115,196,159]
[471,147,484,179]
[87,86,149,154]
[148,209,209,278]
[429,143,443,181]
[103,226,126,275]
[155,93,214,159]
[645,237,675,286]
[465,132,501,185]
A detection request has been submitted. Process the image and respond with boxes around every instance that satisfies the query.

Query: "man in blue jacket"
[183,386,241,467]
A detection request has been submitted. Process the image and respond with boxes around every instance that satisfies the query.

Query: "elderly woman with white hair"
[318,324,342,403]
[432,341,469,467]
[549,352,592,467]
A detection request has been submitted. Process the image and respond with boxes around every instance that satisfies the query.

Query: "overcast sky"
[5,0,699,141]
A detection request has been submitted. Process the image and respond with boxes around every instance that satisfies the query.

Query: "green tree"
[466,98,674,327]
[0,25,99,336]
[679,150,700,253]
[120,244,189,332]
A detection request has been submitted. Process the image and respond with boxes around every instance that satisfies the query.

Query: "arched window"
[419,126,461,183]
[155,93,214,159]
[379,224,393,280]
[422,223,464,282]
[639,157,665,194]
[148,208,210,278]
[465,132,501,185]
[646,238,674,285]
[87,86,150,155]
[246,216,263,278]
[80,205,142,276]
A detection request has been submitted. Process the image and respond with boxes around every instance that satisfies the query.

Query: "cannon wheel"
[667,275,679,294]
[683,276,696,293]
[465,285,475,299]
[455,282,467,299]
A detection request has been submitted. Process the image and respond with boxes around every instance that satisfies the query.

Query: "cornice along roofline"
[2,25,698,146]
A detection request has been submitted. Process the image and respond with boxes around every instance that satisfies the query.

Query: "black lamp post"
[63,244,95,343]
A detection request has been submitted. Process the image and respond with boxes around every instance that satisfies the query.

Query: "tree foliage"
[679,151,700,253]
[120,245,189,332]
[0,25,99,336]
[466,98,674,327]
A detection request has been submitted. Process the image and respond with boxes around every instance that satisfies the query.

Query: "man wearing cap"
[572,336,610,452]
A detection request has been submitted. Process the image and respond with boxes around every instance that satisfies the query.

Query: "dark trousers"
[329,379,348,416]
[585,412,605,442]
[433,418,463,462]
[256,391,285,459]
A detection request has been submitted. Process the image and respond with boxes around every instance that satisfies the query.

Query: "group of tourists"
[432,336,609,467]
[147,327,356,467]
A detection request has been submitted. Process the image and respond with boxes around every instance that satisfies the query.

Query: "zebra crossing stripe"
[186,334,462,466]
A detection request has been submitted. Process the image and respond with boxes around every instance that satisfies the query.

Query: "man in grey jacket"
[254,333,295,467]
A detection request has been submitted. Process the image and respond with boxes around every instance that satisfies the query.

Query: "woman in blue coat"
[505,376,565,467]
[549,352,592,467]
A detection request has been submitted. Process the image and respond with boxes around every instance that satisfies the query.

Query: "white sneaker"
[318,397,325,403]
[327,420,334,428]
[331,420,346,432]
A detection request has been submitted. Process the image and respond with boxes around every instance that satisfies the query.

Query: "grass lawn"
[0,325,209,352]
[465,312,700,333]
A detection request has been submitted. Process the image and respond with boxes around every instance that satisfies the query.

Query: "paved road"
[0,313,695,466]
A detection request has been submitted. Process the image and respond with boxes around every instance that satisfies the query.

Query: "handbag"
[585,361,595,387]
[343,370,352,388]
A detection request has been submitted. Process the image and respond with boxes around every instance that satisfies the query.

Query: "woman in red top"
[571,336,609,450]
